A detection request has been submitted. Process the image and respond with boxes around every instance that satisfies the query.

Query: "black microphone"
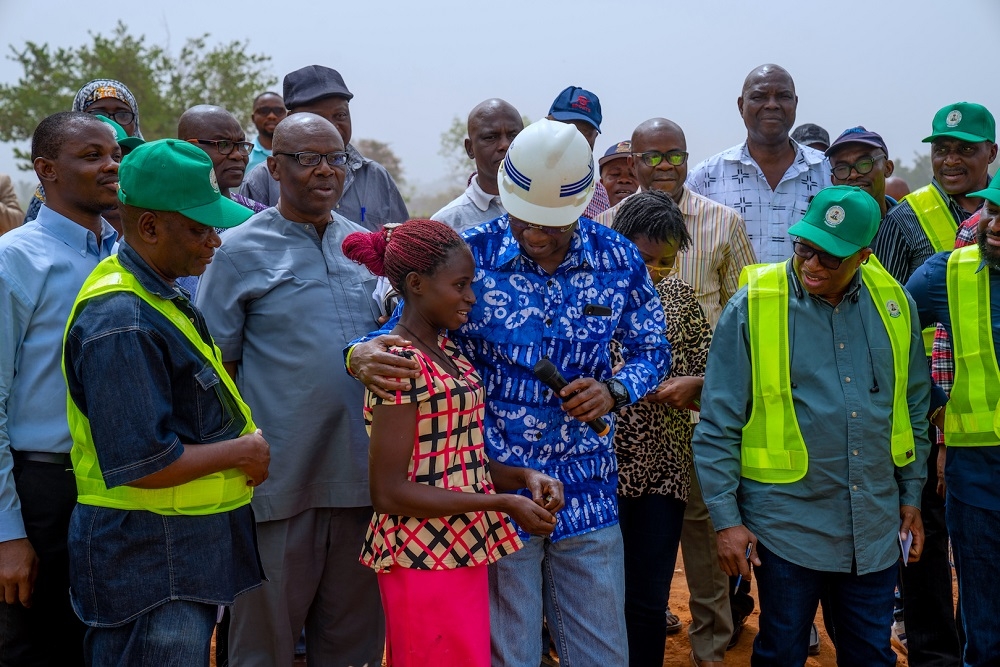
[533,359,611,437]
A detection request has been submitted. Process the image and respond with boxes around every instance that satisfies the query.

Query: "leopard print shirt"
[613,276,713,502]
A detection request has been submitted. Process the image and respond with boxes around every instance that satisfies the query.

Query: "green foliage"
[891,152,932,190]
[0,22,276,169]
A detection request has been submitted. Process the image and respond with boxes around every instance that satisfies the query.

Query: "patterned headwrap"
[72,78,143,139]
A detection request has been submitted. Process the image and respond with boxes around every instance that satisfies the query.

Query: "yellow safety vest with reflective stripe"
[903,185,959,354]
[739,257,917,483]
[944,245,1000,446]
[63,255,255,515]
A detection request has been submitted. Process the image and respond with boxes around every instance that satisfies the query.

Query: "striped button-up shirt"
[595,187,757,328]
[686,141,830,264]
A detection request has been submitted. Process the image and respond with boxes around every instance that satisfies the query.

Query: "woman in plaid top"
[343,220,564,667]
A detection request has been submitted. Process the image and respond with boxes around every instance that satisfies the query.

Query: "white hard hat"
[498,119,595,227]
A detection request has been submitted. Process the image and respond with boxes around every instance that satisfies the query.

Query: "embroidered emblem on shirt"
[824,205,845,227]
[886,300,901,318]
[946,110,963,127]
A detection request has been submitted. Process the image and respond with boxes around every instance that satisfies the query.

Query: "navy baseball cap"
[825,126,889,158]
[548,86,602,133]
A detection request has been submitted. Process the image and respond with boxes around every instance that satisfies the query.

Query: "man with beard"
[687,64,830,264]
[0,111,119,665]
[197,113,386,667]
[432,99,523,232]
[906,172,1000,666]
[246,92,286,174]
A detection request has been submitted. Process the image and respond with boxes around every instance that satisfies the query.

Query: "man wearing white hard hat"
[348,119,670,665]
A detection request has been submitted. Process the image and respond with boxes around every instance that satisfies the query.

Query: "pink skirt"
[377,564,490,667]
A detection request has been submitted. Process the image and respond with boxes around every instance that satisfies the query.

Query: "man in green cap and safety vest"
[873,102,996,286]
[62,138,269,664]
[905,171,1000,666]
[693,185,932,665]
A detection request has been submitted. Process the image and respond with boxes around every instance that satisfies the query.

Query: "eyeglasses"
[830,155,884,180]
[509,217,575,236]
[87,109,135,126]
[254,106,286,117]
[274,151,349,167]
[646,264,678,280]
[792,240,848,270]
[191,139,254,156]
[635,150,689,168]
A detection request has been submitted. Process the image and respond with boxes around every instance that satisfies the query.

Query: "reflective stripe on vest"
[944,245,1000,446]
[903,185,959,355]
[739,258,916,483]
[63,256,255,515]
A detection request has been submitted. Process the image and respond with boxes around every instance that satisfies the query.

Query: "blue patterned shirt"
[358,215,670,541]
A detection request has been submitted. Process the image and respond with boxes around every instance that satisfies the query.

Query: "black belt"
[11,450,72,466]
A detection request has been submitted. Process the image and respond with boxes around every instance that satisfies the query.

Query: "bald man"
[597,118,755,667]
[885,175,911,202]
[432,99,523,232]
[197,113,385,667]
[687,64,831,263]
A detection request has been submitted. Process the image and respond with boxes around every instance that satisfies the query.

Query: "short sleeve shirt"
[360,337,522,571]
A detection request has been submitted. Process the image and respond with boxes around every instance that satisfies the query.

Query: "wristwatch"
[604,378,630,411]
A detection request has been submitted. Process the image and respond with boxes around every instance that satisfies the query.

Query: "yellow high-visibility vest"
[944,245,1000,446]
[63,256,255,515]
[739,258,917,482]
[903,185,959,355]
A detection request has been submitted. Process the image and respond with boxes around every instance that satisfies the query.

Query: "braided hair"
[612,190,691,251]
[342,219,467,293]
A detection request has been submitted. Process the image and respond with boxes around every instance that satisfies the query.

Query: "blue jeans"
[752,541,896,667]
[488,524,627,667]
[618,494,686,667]
[84,600,216,666]
[947,492,1000,667]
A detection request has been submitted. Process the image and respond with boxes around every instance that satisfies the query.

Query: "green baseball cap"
[118,139,252,229]
[94,114,144,152]
[787,186,880,258]
[968,170,1000,207]
[922,102,996,144]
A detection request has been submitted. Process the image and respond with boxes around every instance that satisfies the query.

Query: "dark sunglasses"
[792,240,848,270]
[635,150,689,168]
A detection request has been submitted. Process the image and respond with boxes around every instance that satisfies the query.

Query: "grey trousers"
[680,469,734,662]
[229,506,385,667]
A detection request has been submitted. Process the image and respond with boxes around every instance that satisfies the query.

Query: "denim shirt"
[354,215,670,541]
[693,261,931,575]
[64,243,262,626]
[907,251,1000,511]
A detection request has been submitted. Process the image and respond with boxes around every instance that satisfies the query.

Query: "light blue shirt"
[0,206,116,540]
[686,141,831,264]
[245,135,270,175]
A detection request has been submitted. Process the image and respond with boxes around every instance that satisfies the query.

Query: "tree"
[0,22,276,169]
[355,138,405,187]
[891,151,932,190]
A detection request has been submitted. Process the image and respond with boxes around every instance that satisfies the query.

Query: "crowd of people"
[0,58,996,667]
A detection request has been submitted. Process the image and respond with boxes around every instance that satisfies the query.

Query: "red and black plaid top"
[360,335,522,571]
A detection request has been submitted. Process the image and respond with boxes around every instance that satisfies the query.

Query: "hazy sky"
[2,0,999,193]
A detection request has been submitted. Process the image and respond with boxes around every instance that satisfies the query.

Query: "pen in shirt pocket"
[361,206,366,223]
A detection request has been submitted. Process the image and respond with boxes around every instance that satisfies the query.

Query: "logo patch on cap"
[886,300,901,318]
[947,110,963,127]
[824,205,846,227]
[208,168,220,193]
[570,95,591,112]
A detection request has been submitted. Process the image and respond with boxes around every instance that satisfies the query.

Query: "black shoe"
[808,623,820,656]
[727,616,746,651]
